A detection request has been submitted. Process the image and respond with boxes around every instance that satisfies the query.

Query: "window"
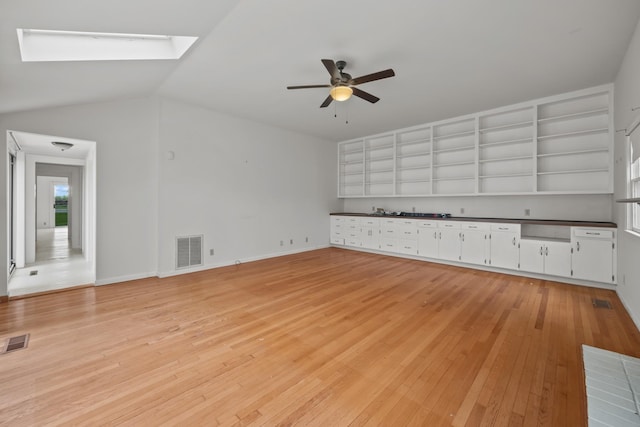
[628,125,640,233]
[16,29,198,62]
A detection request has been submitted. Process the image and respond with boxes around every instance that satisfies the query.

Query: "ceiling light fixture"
[330,86,353,102]
[51,141,74,151]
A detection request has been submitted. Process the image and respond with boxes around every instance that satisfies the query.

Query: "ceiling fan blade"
[287,84,331,90]
[320,95,333,108]
[351,69,395,86]
[321,59,340,78]
[352,87,380,104]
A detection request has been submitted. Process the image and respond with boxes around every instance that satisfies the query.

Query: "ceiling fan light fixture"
[330,86,353,102]
[51,141,74,151]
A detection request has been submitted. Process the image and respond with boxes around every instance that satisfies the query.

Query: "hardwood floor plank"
[0,248,638,426]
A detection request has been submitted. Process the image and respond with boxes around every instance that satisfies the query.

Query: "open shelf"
[479,137,532,148]
[338,85,612,198]
[397,164,430,171]
[433,145,475,154]
[479,172,533,179]
[432,176,475,182]
[479,155,531,163]
[479,120,533,133]
[537,168,608,176]
[396,151,430,158]
[434,160,475,167]
[396,138,430,147]
[433,130,475,141]
[537,108,608,123]
[537,148,608,158]
[537,127,608,141]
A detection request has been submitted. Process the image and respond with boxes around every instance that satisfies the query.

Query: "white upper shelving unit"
[337,84,613,198]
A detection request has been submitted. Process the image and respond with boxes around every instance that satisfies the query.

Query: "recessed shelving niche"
[337,84,612,198]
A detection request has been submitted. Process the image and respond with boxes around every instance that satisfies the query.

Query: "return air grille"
[2,333,29,354]
[176,235,203,269]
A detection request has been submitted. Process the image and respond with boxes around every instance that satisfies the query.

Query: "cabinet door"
[417,228,438,258]
[438,228,461,261]
[572,238,614,283]
[361,227,380,250]
[519,240,544,273]
[490,232,519,269]
[460,230,489,265]
[543,241,572,278]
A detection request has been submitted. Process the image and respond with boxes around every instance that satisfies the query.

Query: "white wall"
[0,97,159,289]
[343,194,612,222]
[614,18,640,329]
[157,99,338,276]
[0,96,339,296]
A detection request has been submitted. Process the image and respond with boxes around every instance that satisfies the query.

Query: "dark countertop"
[330,213,617,228]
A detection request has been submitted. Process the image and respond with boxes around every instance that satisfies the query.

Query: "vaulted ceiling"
[2,0,640,142]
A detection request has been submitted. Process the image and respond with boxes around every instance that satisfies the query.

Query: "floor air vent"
[592,298,612,309]
[29,270,38,276]
[2,334,29,354]
[176,235,203,269]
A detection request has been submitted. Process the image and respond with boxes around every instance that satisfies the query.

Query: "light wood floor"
[1,248,639,426]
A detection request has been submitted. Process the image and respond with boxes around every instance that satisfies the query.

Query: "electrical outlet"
[525,208,531,216]
[290,239,293,245]
[305,237,309,243]
[412,206,416,213]
[372,206,375,212]
[280,240,284,246]
[460,208,465,214]
[210,249,214,256]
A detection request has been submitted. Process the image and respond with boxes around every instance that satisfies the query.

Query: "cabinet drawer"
[416,220,438,228]
[331,216,345,224]
[362,218,380,227]
[381,227,397,237]
[490,223,520,233]
[380,238,398,251]
[439,221,461,229]
[346,224,360,231]
[346,217,361,225]
[462,222,489,231]
[399,240,418,253]
[398,228,417,239]
[331,230,344,238]
[573,228,613,239]
[346,239,361,247]
[331,237,345,245]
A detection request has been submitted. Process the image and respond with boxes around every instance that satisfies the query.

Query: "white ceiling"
[2,0,640,143]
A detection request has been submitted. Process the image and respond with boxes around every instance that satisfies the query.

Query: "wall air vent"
[176,235,203,269]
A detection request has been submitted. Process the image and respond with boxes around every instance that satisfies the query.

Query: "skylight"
[16,29,198,62]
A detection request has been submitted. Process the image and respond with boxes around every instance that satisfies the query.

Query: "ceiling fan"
[287,59,395,108]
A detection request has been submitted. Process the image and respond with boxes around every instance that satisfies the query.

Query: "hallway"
[8,227,93,297]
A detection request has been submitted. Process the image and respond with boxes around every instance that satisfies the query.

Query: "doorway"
[7,131,96,297]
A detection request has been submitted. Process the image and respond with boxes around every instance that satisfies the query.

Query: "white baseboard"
[95,272,157,286]
[157,245,330,279]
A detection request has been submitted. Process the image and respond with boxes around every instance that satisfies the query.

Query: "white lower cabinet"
[330,215,615,285]
[396,219,418,255]
[459,223,490,266]
[360,218,380,250]
[330,216,346,245]
[417,221,438,258]
[438,222,461,261]
[571,228,616,284]
[519,239,572,278]
[489,223,520,270]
